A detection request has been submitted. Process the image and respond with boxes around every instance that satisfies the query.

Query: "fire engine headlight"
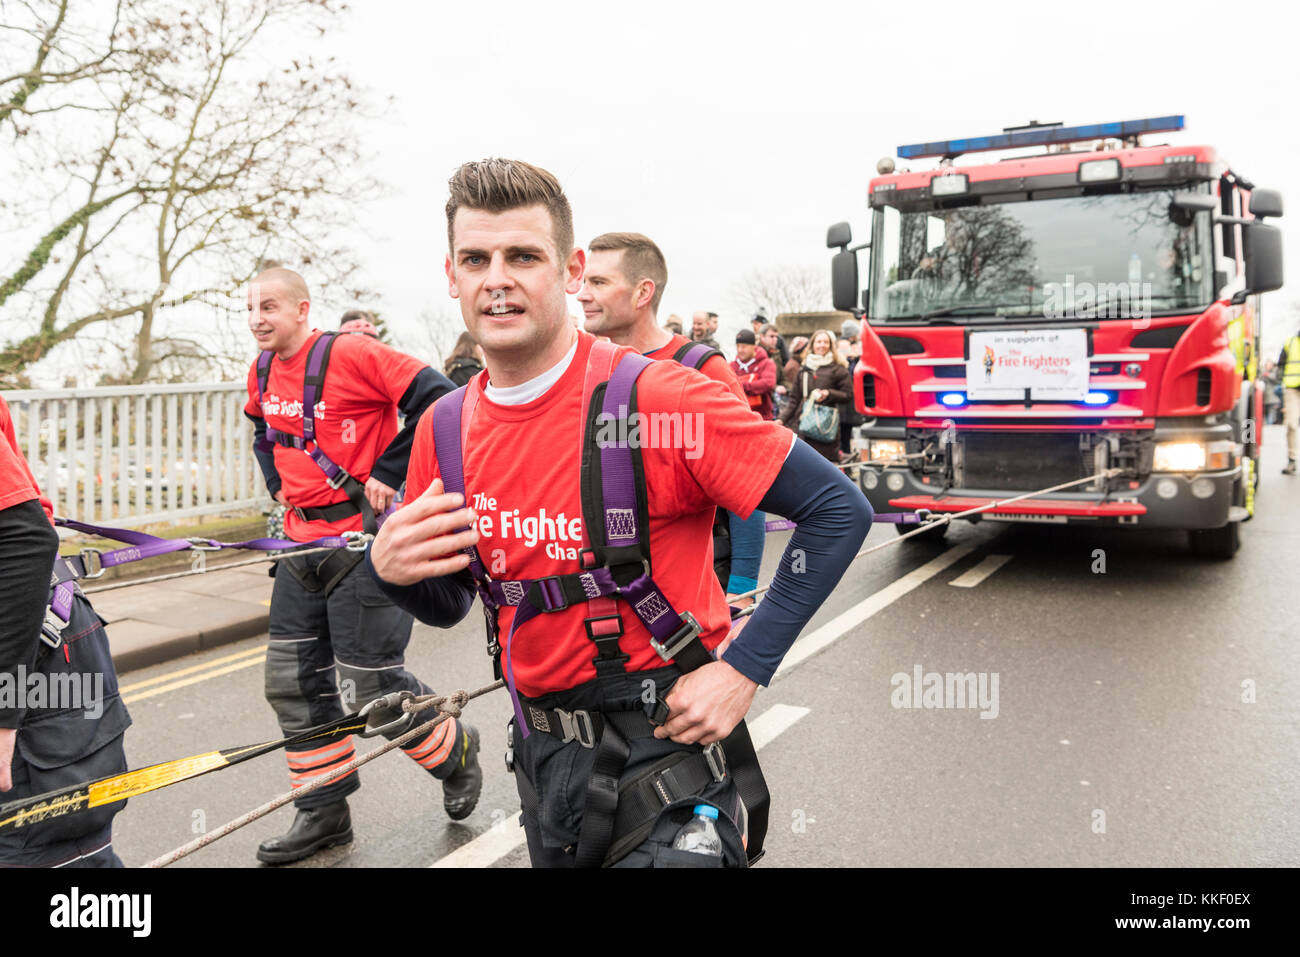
[868,439,907,463]
[1153,441,1206,472]
[862,469,880,490]
[1078,158,1121,183]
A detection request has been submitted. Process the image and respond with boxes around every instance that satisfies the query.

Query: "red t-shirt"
[244,330,425,541]
[0,396,53,520]
[646,334,746,404]
[406,331,793,698]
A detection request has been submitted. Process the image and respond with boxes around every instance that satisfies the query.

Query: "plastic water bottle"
[672,805,723,857]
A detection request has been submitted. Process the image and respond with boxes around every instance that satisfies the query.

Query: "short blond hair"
[588,232,668,313]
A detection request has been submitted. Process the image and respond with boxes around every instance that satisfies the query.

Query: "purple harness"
[255,333,378,533]
[431,345,712,737]
[43,516,358,646]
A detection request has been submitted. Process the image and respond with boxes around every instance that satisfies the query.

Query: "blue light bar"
[897,116,1185,160]
[940,392,967,407]
[1083,391,1114,406]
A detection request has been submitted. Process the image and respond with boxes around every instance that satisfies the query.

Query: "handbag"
[797,370,840,443]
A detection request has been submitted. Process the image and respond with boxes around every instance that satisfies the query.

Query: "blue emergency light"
[1083,391,1115,406]
[897,116,1185,160]
[940,392,967,407]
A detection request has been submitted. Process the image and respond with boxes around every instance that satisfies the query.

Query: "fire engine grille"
[957,432,1090,492]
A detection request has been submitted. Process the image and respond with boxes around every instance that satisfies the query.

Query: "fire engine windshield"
[869,188,1215,322]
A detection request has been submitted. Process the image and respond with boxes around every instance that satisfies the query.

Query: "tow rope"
[20,466,1124,862]
[0,683,500,840]
[144,682,502,868]
[733,467,1125,613]
[0,711,372,834]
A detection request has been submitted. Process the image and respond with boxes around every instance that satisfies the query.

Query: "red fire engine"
[829,116,1284,558]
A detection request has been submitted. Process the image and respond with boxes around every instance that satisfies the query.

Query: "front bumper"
[857,423,1240,530]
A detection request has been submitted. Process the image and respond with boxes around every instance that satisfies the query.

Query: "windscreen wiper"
[915,304,994,321]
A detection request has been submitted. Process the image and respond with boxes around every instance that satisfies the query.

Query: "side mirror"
[1249,188,1283,219]
[827,221,852,249]
[1244,223,1284,295]
[832,250,860,313]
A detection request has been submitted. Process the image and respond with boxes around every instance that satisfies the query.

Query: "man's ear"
[564,247,586,295]
[636,279,656,311]
[298,298,311,324]
[446,254,460,299]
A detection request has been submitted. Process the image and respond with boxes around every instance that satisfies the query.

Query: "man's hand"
[274,490,289,506]
[653,658,758,746]
[364,476,398,514]
[369,478,478,586]
[0,727,15,792]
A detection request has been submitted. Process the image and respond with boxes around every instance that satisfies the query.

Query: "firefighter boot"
[256,800,353,864]
[1284,460,1297,475]
[439,724,482,821]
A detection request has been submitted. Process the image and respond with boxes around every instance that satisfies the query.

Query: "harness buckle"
[703,741,728,783]
[358,691,415,738]
[531,576,568,613]
[505,719,515,773]
[185,537,222,552]
[293,506,308,522]
[78,548,105,579]
[325,468,350,491]
[556,708,597,749]
[40,606,67,648]
[649,610,701,663]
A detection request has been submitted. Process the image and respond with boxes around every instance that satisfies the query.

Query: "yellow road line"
[119,644,267,693]
[123,656,266,704]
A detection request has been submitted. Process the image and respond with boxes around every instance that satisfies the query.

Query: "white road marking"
[429,701,811,869]
[948,553,1013,588]
[773,544,974,679]
[745,703,810,750]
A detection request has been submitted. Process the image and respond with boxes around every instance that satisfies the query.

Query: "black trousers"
[265,552,467,808]
[510,665,749,868]
[0,585,131,868]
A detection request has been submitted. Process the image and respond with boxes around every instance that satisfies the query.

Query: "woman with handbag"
[779,329,851,462]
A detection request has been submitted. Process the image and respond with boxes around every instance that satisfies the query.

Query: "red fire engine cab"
[829,116,1284,558]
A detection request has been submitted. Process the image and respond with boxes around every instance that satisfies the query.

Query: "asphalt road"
[111,426,1300,868]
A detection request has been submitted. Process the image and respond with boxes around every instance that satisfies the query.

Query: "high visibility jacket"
[1283,336,1300,389]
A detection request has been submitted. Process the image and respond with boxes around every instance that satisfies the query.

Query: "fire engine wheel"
[897,520,947,542]
[1188,521,1239,560]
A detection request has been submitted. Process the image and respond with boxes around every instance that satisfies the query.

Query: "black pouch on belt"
[278,548,362,595]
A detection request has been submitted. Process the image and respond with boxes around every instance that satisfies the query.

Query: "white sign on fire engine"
[965,329,1088,401]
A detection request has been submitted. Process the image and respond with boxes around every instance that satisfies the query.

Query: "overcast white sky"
[318,0,1300,357]
[17,0,1297,384]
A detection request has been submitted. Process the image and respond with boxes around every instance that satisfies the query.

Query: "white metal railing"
[0,382,267,528]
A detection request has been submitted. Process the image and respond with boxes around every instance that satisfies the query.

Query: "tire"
[1188,521,1239,559]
